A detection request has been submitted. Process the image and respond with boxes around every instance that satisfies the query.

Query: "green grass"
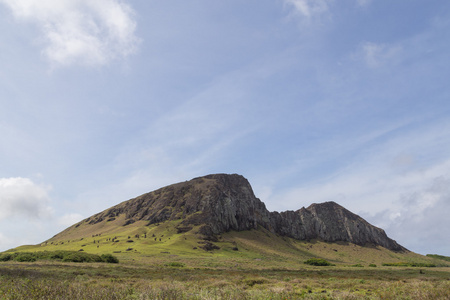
[427,254,450,262]
[382,262,437,268]
[0,250,118,263]
[4,220,450,299]
[304,258,335,266]
[0,260,448,299]
[9,223,447,271]
[164,262,185,267]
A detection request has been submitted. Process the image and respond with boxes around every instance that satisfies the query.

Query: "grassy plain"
[0,259,449,299]
[2,222,450,299]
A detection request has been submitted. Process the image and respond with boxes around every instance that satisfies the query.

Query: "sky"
[0,0,449,256]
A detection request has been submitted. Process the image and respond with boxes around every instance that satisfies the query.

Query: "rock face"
[78,173,406,251]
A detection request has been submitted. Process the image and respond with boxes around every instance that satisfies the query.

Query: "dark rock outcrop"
[74,173,406,251]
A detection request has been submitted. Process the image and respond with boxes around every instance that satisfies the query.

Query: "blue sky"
[0,0,449,255]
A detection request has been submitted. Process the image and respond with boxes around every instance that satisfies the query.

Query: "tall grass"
[0,261,448,299]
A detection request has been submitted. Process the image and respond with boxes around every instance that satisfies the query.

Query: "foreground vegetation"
[0,259,449,299]
[0,250,118,264]
[382,262,437,268]
[3,225,449,299]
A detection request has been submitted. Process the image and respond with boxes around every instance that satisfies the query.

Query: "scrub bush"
[101,254,119,263]
[304,258,334,266]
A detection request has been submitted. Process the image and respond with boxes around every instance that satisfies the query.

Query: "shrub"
[304,258,334,266]
[14,253,37,262]
[382,262,409,267]
[48,251,65,260]
[410,262,436,267]
[62,253,88,263]
[0,253,14,262]
[369,264,377,267]
[164,262,185,268]
[62,252,102,263]
[101,254,119,264]
[242,277,267,287]
[0,250,117,264]
[382,262,436,267]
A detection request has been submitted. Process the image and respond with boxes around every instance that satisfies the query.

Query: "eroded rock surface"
[76,174,406,251]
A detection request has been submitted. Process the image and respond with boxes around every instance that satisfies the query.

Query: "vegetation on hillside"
[1,226,449,299]
[7,222,444,271]
[427,254,450,262]
[1,174,447,298]
[382,262,436,267]
[304,258,335,266]
[0,250,118,263]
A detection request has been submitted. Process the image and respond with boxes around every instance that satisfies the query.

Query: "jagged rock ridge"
[74,174,406,251]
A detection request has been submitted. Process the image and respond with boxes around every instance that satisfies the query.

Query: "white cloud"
[284,0,331,19]
[272,117,450,210]
[0,0,140,67]
[284,0,373,21]
[262,117,450,254]
[0,232,11,248]
[0,177,57,251]
[369,176,450,254]
[356,0,372,7]
[358,42,402,68]
[57,213,84,227]
[0,177,53,220]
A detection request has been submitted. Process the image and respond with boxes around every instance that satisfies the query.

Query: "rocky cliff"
[76,173,406,251]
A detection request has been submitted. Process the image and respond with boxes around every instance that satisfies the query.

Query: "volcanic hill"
[50,173,405,252]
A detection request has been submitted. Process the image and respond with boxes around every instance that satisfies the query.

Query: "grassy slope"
[4,216,449,299]
[9,218,447,269]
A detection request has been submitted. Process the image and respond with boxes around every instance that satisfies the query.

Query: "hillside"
[51,174,404,250]
[10,173,442,267]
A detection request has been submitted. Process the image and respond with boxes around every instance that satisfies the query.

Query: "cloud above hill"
[0,177,53,221]
[371,176,450,255]
[57,213,84,227]
[0,0,140,66]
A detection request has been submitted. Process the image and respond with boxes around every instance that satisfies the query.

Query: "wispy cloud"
[0,177,53,221]
[356,0,372,7]
[0,233,11,249]
[284,0,372,23]
[0,0,140,67]
[65,67,266,215]
[284,0,331,21]
[0,177,81,250]
[370,176,450,254]
[263,116,450,252]
[357,42,402,68]
[57,213,84,227]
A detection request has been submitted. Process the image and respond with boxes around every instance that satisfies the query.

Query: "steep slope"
[52,174,405,252]
[271,201,405,251]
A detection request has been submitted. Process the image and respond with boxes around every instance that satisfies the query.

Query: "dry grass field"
[2,224,449,299]
[0,259,449,299]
